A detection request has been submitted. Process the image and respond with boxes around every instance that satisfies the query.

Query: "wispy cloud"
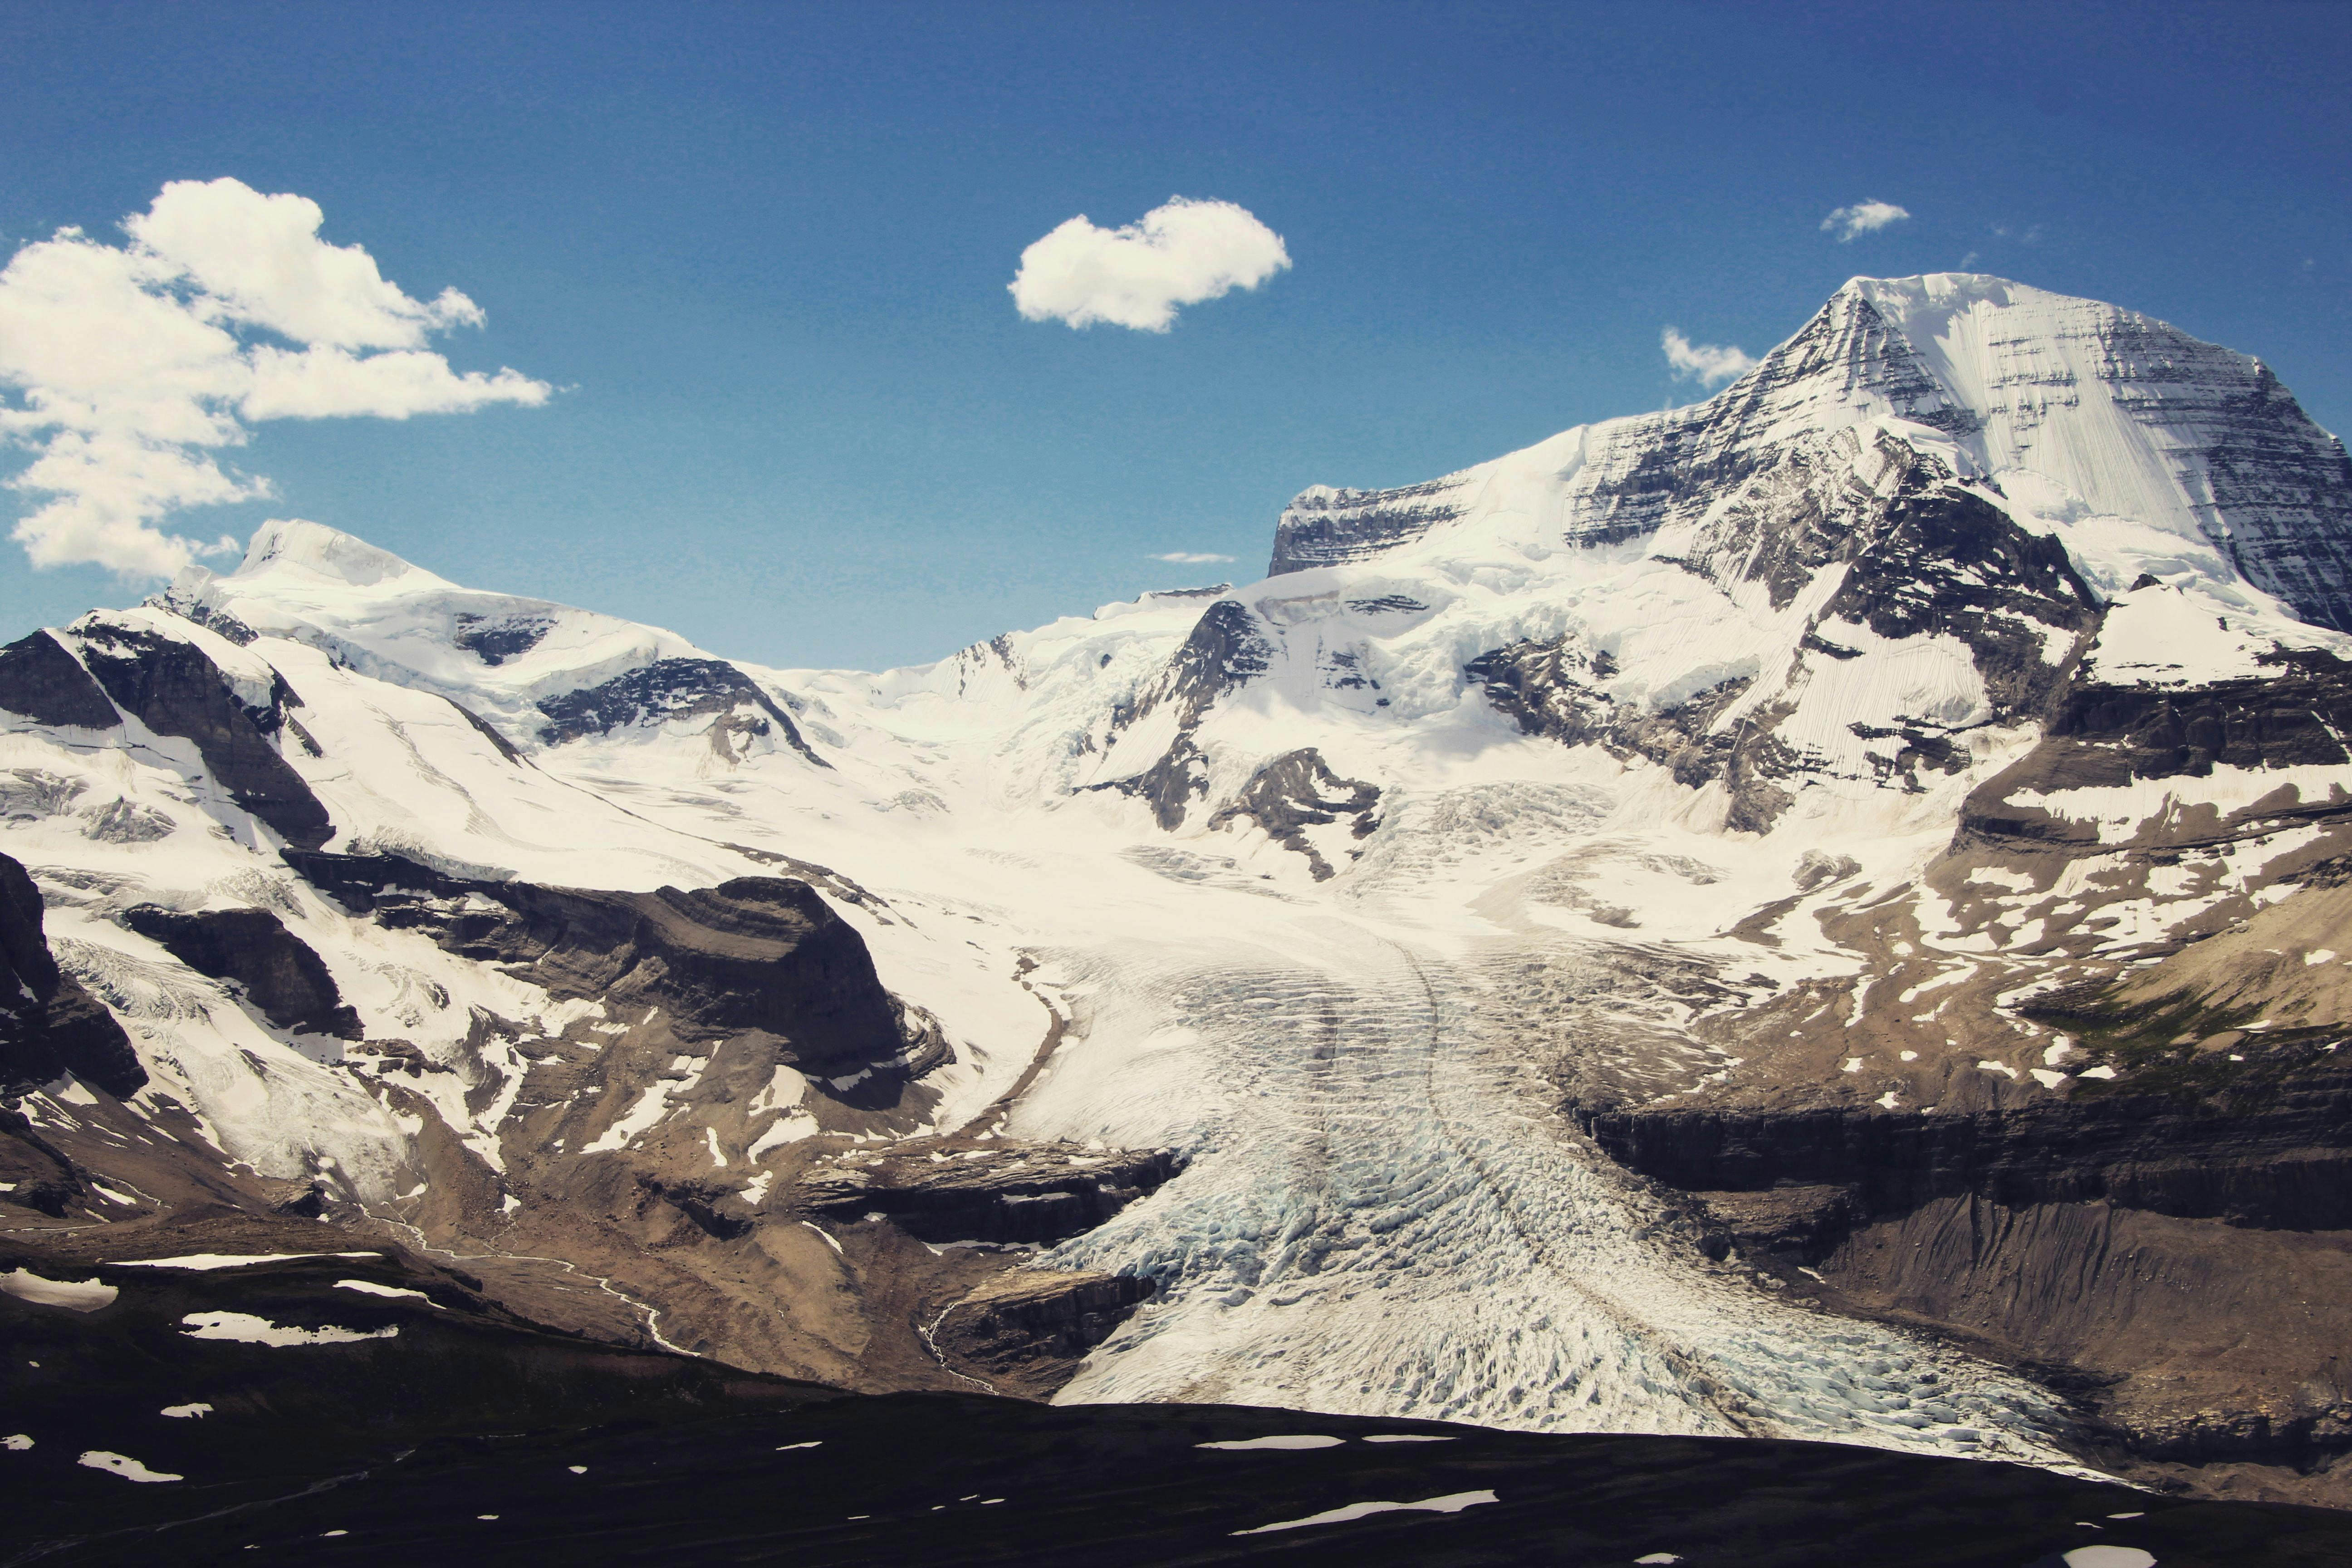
[1150,550,1235,564]
[1820,200,1911,242]
[1661,328,1758,389]
[0,177,549,577]
[1009,197,1290,332]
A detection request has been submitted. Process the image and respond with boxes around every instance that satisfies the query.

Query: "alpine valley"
[11,273,2352,1531]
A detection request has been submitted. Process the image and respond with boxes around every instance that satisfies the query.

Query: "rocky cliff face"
[72,614,334,849]
[0,629,122,730]
[536,656,828,767]
[285,853,932,1084]
[0,853,143,1099]
[1265,479,1468,575]
[120,906,363,1041]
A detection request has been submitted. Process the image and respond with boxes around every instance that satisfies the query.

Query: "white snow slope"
[9,274,2351,1473]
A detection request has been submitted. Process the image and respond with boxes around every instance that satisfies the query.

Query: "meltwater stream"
[1021,916,2079,1468]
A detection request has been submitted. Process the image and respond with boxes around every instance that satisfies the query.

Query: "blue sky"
[3,1,2347,670]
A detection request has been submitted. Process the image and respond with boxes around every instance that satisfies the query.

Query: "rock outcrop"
[1205,748,1381,879]
[1574,1041,2352,1237]
[0,630,120,730]
[120,906,364,1040]
[0,853,144,1098]
[71,617,333,849]
[931,1269,1155,1397]
[799,1142,1179,1244]
[536,656,827,766]
[1095,598,1277,829]
[1266,479,1467,576]
[287,853,931,1083]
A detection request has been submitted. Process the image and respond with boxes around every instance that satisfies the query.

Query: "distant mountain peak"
[232,518,445,593]
[1268,274,2352,632]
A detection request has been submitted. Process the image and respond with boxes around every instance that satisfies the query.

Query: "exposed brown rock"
[798,1141,1179,1245]
[931,1268,1154,1397]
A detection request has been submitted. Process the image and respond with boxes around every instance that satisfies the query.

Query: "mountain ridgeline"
[6,274,2352,1509]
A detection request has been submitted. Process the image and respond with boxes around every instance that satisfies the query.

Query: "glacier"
[7,272,2352,1481]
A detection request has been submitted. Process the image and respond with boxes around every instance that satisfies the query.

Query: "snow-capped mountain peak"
[234,516,451,593]
[1271,274,2352,632]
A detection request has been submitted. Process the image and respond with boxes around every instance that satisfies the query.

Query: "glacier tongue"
[1013,893,2070,1463]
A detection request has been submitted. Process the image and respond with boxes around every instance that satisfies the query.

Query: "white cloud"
[0,177,550,577]
[1820,200,1911,242]
[1149,551,1235,564]
[1661,328,1759,389]
[1009,197,1289,332]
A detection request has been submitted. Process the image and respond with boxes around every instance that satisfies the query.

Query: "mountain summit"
[1273,274,2352,632]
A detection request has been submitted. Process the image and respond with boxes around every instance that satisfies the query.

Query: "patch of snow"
[2063,1548,2156,1568]
[1197,1435,1345,1451]
[161,1403,213,1419]
[335,1279,438,1305]
[179,1311,398,1346]
[745,1112,820,1159]
[78,1451,181,1483]
[1232,1489,1498,1534]
[0,1268,118,1312]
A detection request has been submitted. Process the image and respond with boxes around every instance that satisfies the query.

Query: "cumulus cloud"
[1009,197,1289,332]
[0,177,550,577]
[1149,550,1235,564]
[1820,200,1911,242]
[1661,328,1759,389]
